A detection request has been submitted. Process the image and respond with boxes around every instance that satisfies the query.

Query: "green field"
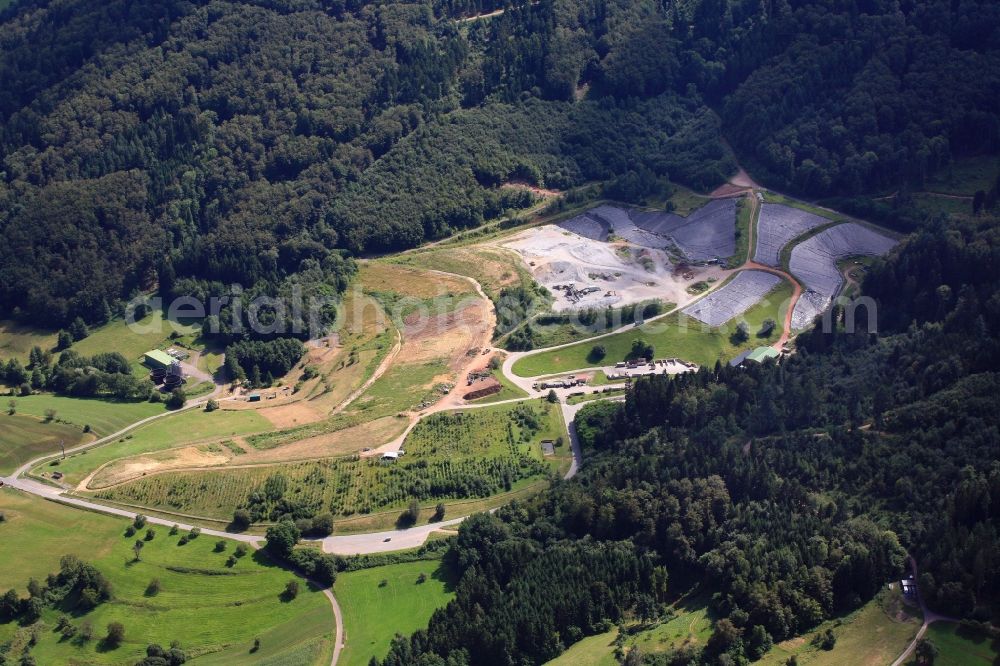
[509,300,672,351]
[758,588,921,666]
[729,194,753,267]
[0,412,90,474]
[72,310,207,375]
[334,560,455,666]
[11,394,165,438]
[0,320,58,363]
[0,489,334,665]
[91,400,566,522]
[925,155,1000,196]
[547,596,713,665]
[404,400,567,468]
[38,408,271,488]
[512,278,793,377]
[920,622,1000,665]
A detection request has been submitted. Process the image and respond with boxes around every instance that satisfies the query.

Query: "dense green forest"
[1,0,997,327]
[375,211,1000,664]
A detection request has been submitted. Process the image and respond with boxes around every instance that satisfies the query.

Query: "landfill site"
[502,202,734,312]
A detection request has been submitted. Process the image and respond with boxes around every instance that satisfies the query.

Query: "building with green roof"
[745,346,780,363]
[143,349,175,370]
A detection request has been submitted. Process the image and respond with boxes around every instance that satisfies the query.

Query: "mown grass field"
[922,622,1000,666]
[45,408,271,488]
[758,588,920,666]
[11,394,165,437]
[335,560,455,666]
[512,279,793,377]
[0,489,334,665]
[0,412,90,474]
[547,595,713,665]
[89,400,566,525]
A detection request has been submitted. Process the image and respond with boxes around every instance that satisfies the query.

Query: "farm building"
[143,349,175,370]
[381,451,400,462]
[540,440,555,455]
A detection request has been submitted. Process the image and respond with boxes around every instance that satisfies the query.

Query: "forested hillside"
[1,0,997,327]
[376,212,1000,665]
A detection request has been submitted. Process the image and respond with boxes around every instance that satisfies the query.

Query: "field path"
[330,324,402,417]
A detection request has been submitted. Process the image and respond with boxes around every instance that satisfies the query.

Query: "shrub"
[283,580,299,600]
[231,509,251,532]
[416,573,427,584]
[105,622,126,649]
[205,399,219,412]
[588,345,606,362]
[627,339,654,361]
[145,528,155,541]
[731,321,750,344]
[398,499,421,528]
[133,514,147,529]
[264,521,300,559]
[214,540,227,552]
[234,544,249,558]
[146,578,161,596]
[166,389,186,410]
[309,513,335,537]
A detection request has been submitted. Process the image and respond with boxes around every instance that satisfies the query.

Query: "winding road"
[0,174,841,665]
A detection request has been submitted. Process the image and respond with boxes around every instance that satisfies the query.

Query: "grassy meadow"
[0,320,58,363]
[88,399,567,526]
[0,412,91,474]
[757,588,921,666]
[0,489,334,665]
[921,622,1000,666]
[547,595,713,666]
[11,394,165,438]
[39,408,271,488]
[334,560,455,666]
[512,278,793,377]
